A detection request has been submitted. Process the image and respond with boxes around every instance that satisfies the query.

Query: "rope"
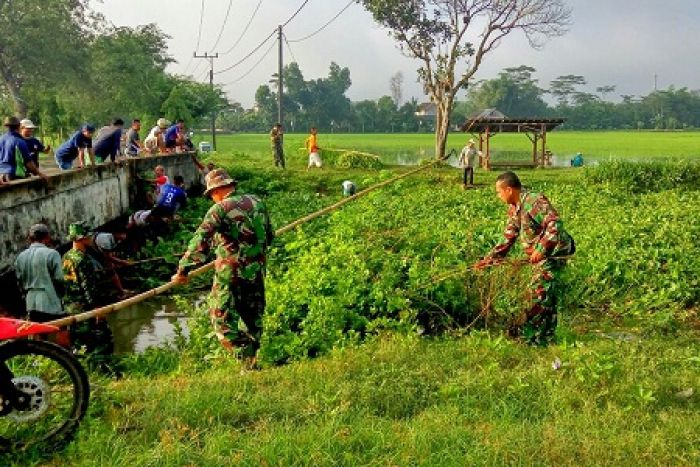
[46,158,448,329]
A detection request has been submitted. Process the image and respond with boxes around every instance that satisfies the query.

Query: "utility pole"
[277,25,284,127]
[194,51,219,150]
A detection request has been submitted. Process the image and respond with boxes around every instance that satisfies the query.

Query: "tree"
[548,74,586,107]
[359,0,570,158]
[0,0,96,116]
[596,85,616,101]
[467,65,548,117]
[389,71,404,106]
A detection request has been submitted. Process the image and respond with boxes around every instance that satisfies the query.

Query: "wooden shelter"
[460,109,565,169]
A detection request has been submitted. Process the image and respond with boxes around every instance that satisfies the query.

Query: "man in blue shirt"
[94,118,124,164]
[0,116,47,183]
[54,124,95,170]
[151,175,187,218]
[20,119,51,167]
[164,119,185,152]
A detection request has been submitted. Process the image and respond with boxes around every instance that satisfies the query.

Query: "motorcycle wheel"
[0,339,89,451]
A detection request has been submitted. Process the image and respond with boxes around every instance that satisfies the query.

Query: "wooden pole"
[46,157,448,328]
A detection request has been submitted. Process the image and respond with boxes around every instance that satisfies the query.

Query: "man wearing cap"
[15,224,65,323]
[164,119,185,152]
[0,116,47,183]
[144,118,168,153]
[458,138,478,188]
[54,124,95,170]
[93,118,125,164]
[62,221,116,369]
[20,119,51,168]
[172,169,274,356]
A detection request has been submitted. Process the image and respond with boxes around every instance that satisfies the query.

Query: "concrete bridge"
[0,152,202,280]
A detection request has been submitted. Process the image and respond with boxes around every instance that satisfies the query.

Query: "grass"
[9,132,700,465]
[193,130,700,163]
[14,332,700,466]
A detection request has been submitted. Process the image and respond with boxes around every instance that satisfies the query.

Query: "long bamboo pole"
[46,157,448,328]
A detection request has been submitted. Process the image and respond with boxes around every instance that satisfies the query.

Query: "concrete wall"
[0,152,201,276]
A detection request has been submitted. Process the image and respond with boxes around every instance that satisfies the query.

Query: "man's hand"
[529,249,545,264]
[171,271,188,285]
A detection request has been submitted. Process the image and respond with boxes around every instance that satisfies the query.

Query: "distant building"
[415,102,437,118]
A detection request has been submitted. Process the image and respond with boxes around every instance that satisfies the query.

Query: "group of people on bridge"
[0,115,194,185]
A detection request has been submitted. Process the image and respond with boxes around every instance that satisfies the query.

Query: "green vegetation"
[196,130,700,163]
[11,134,700,465]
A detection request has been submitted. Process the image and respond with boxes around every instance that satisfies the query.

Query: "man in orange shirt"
[305,127,322,169]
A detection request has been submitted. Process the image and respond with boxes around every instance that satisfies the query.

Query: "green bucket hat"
[68,221,89,241]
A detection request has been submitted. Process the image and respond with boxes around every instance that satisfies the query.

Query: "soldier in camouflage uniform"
[269,123,285,169]
[475,171,575,345]
[62,221,117,370]
[172,169,274,355]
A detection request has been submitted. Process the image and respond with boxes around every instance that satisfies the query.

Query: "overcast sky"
[91,0,700,108]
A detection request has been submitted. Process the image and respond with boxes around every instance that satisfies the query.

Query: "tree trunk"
[0,70,27,116]
[434,96,453,159]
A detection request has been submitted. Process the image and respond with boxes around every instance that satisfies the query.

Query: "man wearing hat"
[20,119,51,168]
[172,169,274,356]
[0,116,47,183]
[62,221,116,371]
[15,223,66,323]
[144,118,169,153]
[54,124,95,170]
[458,138,478,188]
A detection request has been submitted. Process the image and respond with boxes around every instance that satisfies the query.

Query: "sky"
[91,0,700,108]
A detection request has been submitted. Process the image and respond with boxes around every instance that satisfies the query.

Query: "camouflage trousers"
[70,318,118,374]
[209,272,266,355]
[273,145,285,168]
[508,259,566,346]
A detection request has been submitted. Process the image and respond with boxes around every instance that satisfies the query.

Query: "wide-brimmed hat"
[157,118,170,129]
[468,138,476,144]
[20,119,38,129]
[68,221,89,241]
[3,116,20,127]
[203,168,237,196]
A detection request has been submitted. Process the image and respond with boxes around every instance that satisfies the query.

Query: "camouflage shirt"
[178,193,274,281]
[270,128,282,149]
[489,190,573,259]
[62,248,106,313]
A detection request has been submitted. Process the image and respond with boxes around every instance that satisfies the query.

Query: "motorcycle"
[0,317,89,451]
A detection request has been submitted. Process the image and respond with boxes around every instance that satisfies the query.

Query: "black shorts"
[165,139,177,149]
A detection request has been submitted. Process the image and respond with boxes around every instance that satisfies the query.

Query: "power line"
[182,0,208,75]
[209,0,234,52]
[221,0,263,55]
[195,0,205,51]
[222,37,277,85]
[283,33,298,64]
[282,0,311,28]
[214,29,276,75]
[214,0,311,76]
[288,0,354,42]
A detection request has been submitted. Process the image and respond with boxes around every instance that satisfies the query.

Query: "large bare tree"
[359,0,571,158]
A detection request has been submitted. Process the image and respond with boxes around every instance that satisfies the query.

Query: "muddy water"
[107,296,191,354]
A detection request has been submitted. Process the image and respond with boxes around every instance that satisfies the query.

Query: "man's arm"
[488,208,521,259]
[173,205,223,280]
[532,195,563,258]
[49,250,65,297]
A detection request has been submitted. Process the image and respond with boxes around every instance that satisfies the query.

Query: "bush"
[335,151,384,169]
[585,160,700,192]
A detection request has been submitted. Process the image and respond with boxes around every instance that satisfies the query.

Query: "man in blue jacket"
[0,116,47,183]
[55,124,95,170]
